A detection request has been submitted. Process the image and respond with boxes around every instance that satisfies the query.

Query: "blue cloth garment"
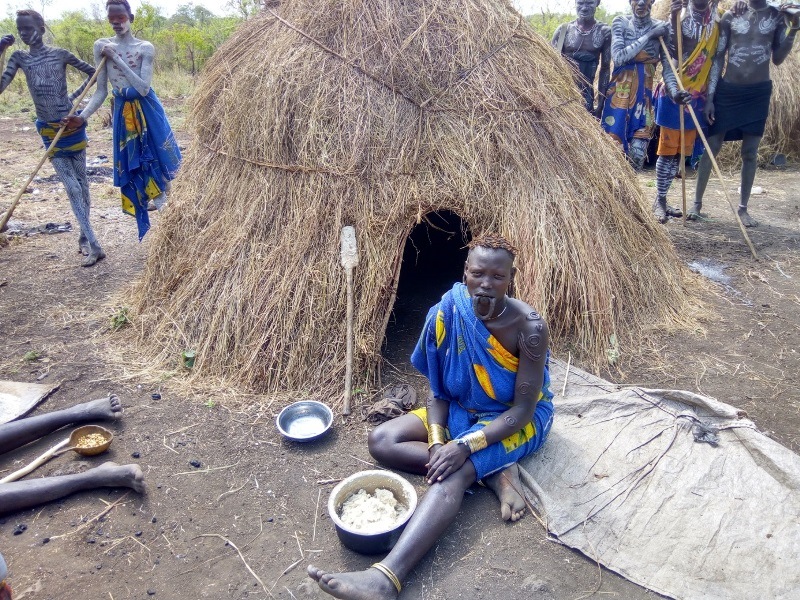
[411,283,554,480]
[35,117,88,157]
[112,87,182,239]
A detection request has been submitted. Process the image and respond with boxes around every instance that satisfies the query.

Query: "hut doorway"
[383,211,471,371]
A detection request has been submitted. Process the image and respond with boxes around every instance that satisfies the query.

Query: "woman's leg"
[368,413,429,475]
[308,461,477,600]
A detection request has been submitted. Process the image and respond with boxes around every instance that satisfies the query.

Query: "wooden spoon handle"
[0,438,70,483]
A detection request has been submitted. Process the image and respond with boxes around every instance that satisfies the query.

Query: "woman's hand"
[425,441,470,484]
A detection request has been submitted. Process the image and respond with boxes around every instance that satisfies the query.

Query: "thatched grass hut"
[127,0,694,400]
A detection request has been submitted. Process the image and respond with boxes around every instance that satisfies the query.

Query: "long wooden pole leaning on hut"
[340,226,359,415]
[0,57,107,232]
[676,7,688,222]
[658,37,758,260]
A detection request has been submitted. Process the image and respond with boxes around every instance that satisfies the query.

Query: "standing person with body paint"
[65,0,181,240]
[552,0,612,119]
[691,0,799,226]
[651,0,720,223]
[601,0,678,170]
[0,11,104,266]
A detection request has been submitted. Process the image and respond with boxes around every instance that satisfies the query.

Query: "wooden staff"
[658,37,758,260]
[0,57,106,232]
[676,7,687,222]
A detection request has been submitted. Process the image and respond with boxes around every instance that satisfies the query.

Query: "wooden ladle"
[0,425,113,483]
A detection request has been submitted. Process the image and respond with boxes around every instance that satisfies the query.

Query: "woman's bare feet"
[485,463,527,522]
[91,462,146,494]
[75,396,123,421]
[307,565,398,600]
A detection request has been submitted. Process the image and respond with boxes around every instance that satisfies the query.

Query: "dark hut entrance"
[382,211,471,372]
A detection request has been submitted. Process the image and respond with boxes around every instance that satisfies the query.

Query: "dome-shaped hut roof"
[129,0,694,399]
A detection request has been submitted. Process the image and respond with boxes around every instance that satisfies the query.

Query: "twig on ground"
[316,478,342,485]
[50,492,130,540]
[312,488,322,542]
[284,586,298,599]
[193,533,272,598]
[172,462,238,476]
[349,455,380,468]
[165,423,199,436]
[162,436,179,454]
[216,476,251,502]
[293,530,304,558]
[562,351,572,396]
[571,520,603,600]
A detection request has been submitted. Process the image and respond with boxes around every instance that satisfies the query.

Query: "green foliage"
[0,4,244,81]
[526,6,624,42]
[22,350,42,362]
[111,306,132,331]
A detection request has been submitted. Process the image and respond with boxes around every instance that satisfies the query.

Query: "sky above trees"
[2,0,631,21]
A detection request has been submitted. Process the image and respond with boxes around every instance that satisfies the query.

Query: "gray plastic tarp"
[519,359,800,600]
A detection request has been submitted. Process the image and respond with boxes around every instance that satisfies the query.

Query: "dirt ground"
[1,103,799,600]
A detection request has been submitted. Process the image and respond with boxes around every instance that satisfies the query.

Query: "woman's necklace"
[486,300,508,321]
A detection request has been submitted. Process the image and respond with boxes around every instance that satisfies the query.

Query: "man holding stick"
[0,12,104,266]
[601,0,677,170]
[652,0,720,223]
[692,0,799,225]
[67,0,181,240]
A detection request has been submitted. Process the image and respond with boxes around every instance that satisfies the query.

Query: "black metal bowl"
[276,400,333,442]
[328,470,418,554]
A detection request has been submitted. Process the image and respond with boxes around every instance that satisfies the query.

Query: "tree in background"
[0,2,242,78]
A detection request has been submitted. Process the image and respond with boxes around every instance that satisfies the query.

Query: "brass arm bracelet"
[459,430,488,454]
[428,423,447,448]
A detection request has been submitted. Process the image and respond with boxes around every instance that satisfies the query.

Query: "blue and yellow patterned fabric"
[36,117,88,158]
[112,87,182,240]
[410,282,554,480]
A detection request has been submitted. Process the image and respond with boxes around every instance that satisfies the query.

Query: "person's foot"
[78,395,123,420]
[78,232,90,256]
[92,462,146,494]
[665,204,683,218]
[307,565,398,600]
[81,243,106,267]
[653,197,668,224]
[686,203,703,221]
[485,463,527,522]
[738,207,758,227]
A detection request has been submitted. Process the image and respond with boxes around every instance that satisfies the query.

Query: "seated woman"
[309,234,555,600]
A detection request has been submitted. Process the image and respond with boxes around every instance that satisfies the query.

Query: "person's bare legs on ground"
[485,463,527,522]
[368,414,526,521]
[690,131,724,220]
[0,462,145,515]
[0,396,122,456]
[737,133,761,227]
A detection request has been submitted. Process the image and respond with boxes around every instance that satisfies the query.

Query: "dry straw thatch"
[652,0,800,165]
[127,0,695,401]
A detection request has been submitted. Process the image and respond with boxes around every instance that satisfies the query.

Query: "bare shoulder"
[611,15,630,27]
[94,37,114,49]
[135,39,155,54]
[511,299,549,339]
